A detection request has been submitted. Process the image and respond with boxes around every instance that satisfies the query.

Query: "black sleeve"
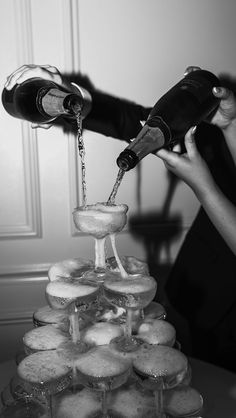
[60,72,151,141]
[83,90,151,142]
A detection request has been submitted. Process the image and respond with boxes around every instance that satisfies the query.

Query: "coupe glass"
[133,345,189,418]
[73,203,128,283]
[46,278,99,352]
[46,277,100,391]
[103,273,157,352]
[75,346,131,418]
[0,398,46,418]
[17,350,72,418]
[163,385,203,417]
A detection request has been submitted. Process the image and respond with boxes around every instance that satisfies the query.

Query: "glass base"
[90,411,123,418]
[0,397,46,418]
[110,335,143,353]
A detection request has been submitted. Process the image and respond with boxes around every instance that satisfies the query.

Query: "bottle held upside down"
[117,69,221,171]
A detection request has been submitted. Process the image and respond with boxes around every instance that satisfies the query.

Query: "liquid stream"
[75,107,87,207]
[107,168,125,205]
[74,107,128,281]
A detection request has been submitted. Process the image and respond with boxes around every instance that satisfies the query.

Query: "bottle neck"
[39,88,83,118]
[117,123,165,171]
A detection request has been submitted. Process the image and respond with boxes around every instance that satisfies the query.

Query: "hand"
[4,64,64,90]
[184,66,236,131]
[4,64,68,129]
[211,86,236,130]
[156,127,215,196]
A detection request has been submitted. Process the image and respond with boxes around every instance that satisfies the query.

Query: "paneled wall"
[0,0,236,361]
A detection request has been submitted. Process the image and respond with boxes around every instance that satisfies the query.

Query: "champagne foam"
[23,324,69,351]
[73,202,128,238]
[48,258,94,282]
[134,345,188,378]
[33,305,68,324]
[56,388,100,418]
[137,319,176,346]
[17,351,71,384]
[46,280,98,298]
[78,202,128,214]
[82,322,123,345]
[164,386,203,416]
[75,346,130,377]
[111,386,156,418]
[104,275,156,294]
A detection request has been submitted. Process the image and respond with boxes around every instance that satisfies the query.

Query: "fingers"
[212,86,232,100]
[184,126,197,157]
[5,64,61,90]
[184,66,201,76]
[172,143,181,153]
[31,122,53,130]
[156,147,180,168]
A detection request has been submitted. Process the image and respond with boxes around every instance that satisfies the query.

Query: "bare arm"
[156,127,236,255]
[211,86,236,166]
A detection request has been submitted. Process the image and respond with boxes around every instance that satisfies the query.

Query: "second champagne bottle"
[116,69,221,171]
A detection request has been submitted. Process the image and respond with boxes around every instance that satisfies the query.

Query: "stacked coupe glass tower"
[0,202,203,418]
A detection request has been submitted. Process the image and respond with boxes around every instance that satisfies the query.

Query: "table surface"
[189,357,236,418]
[0,356,236,417]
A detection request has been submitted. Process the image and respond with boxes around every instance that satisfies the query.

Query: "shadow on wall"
[128,169,182,302]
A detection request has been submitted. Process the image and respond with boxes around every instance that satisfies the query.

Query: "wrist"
[70,82,92,119]
[194,177,218,203]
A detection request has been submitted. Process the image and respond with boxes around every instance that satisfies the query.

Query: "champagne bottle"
[2,77,90,124]
[116,69,221,171]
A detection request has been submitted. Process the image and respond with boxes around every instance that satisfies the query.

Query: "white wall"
[0,0,236,361]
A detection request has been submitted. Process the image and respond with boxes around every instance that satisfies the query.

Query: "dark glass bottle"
[117,69,221,171]
[2,77,84,124]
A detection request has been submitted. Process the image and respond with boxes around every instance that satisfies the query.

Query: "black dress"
[165,123,236,372]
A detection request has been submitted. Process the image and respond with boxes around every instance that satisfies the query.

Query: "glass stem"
[94,237,106,269]
[72,363,77,392]
[101,389,108,418]
[154,378,166,418]
[45,394,54,418]
[69,303,80,344]
[125,308,132,338]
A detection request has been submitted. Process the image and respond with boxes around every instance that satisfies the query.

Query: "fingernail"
[213,86,221,94]
[191,126,197,134]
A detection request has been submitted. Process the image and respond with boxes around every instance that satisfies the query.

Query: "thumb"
[31,122,52,130]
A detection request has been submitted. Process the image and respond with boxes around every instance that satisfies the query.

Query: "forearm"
[83,90,151,141]
[223,120,236,166]
[195,181,236,255]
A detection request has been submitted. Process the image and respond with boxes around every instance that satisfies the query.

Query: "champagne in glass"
[163,385,203,417]
[75,346,131,418]
[0,397,46,418]
[103,273,157,352]
[46,277,100,391]
[17,351,72,418]
[133,345,189,418]
[73,203,128,282]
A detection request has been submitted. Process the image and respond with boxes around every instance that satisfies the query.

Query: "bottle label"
[39,88,70,117]
[128,123,165,157]
[146,115,172,143]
